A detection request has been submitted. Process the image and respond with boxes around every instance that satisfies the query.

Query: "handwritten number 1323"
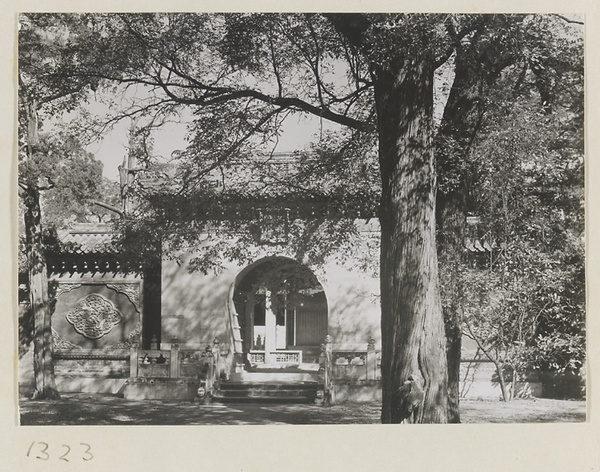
[26,442,93,462]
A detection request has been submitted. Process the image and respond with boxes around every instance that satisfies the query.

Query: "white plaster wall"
[318,263,381,350]
[161,256,239,350]
[160,248,382,353]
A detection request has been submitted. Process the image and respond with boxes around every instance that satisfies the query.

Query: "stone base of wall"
[123,378,199,401]
[332,380,382,403]
[330,378,543,403]
[460,361,543,400]
[56,376,127,395]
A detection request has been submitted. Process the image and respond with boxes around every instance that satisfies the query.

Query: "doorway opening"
[232,257,328,365]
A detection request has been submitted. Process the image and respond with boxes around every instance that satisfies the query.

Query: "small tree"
[462,248,548,401]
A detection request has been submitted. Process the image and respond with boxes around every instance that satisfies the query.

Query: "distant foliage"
[456,24,584,398]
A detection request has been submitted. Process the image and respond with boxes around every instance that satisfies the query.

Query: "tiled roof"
[53,222,493,255]
[56,223,118,254]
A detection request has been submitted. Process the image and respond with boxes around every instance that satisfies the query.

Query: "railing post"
[170,337,180,378]
[366,337,376,381]
[130,343,139,378]
[321,335,334,405]
[212,338,221,390]
[204,344,215,397]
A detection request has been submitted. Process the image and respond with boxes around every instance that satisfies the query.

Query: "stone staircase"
[212,365,322,404]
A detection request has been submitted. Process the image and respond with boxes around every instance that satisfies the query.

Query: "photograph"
[5,6,598,472]
[17,11,586,426]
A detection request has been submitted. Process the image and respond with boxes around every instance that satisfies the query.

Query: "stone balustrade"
[247,349,303,366]
[319,335,382,404]
[128,340,221,382]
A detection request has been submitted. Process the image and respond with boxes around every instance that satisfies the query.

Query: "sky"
[87,111,339,182]
[53,15,457,184]
[86,62,454,183]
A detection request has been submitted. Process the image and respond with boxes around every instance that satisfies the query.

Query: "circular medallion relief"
[66,294,123,339]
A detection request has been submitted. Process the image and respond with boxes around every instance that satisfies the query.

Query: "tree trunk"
[443,302,463,422]
[24,186,60,400]
[374,56,448,424]
[494,360,510,402]
[434,39,500,422]
[21,92,60,400]
[437,184,466,423]
[509,365,517,400]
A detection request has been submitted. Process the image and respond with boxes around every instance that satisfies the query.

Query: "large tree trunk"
[374,56,448,424]
[23,186,60,400]
[443,293,463,422]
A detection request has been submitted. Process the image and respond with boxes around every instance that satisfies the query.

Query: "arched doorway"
[232,257,328,365]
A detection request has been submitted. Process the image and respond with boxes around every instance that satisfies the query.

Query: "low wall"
[56,377,127,395]
[460,361,543,400]
[326,354,546,403]
[333,380,382,403]
[123,378,200,401]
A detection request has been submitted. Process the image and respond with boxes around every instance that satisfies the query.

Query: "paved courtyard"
[19,393,586,425]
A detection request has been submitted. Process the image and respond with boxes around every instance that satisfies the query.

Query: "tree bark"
[21,92,60,400]
[443,299,463,421]
[24,185,60,400]
[374,55,448,424]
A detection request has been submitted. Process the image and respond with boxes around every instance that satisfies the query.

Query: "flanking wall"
[160,251,382,358]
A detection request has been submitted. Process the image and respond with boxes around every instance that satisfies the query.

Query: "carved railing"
[53,336,223,385]
[319,336,382,405]
[135,348,172,378]
[272,350,302,364]
[248,351,266,364]
[128,338,222,385]
[332,338,380,381]
[247,349,303,366]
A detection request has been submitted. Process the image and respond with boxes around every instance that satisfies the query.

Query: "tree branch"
[93,200,124,216]
[551,14,584,25]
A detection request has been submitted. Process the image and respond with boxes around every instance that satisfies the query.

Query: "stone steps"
[213,382,321,403]
[214,365,322,404]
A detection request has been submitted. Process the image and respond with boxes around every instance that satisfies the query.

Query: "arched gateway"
[231,257,328,367]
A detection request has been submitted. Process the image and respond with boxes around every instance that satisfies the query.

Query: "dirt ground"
[18,393,586,425]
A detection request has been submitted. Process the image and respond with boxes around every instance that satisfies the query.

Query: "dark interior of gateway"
[232,257,328,363]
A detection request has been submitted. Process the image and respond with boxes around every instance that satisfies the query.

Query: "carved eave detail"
[54,283,83,298]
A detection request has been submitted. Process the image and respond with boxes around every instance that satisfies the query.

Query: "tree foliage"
[455,23,584,399]
[433,13,584,414]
